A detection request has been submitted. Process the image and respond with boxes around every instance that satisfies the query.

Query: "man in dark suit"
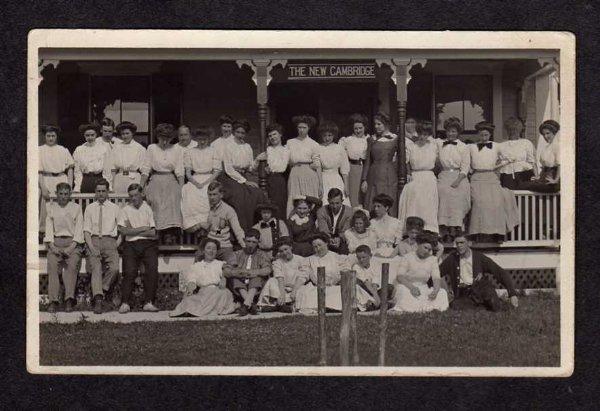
[440,232,519,311]
[316,188,353,254]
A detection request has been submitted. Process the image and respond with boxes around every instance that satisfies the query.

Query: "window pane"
[122,101,149,132]
[435,75,492,132]
[91,76,150,132]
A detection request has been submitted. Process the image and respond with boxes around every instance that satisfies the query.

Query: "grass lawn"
[39,294,560,367]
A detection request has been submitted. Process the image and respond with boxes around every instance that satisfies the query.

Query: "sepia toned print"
[27,30,575,376]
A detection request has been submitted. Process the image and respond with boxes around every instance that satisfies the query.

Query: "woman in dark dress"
[361,112,399,216]
[287,196,321,257]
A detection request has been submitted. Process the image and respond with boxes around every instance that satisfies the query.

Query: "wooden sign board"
[283,62,377,81]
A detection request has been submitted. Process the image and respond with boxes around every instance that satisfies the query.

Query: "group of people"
[40,112,559,316]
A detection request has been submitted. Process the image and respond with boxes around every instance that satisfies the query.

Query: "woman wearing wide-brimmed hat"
[73,123,111,193]
[140,123,185,244]
[468,121,520,241]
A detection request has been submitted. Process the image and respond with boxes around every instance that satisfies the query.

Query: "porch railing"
[43,190,560,249]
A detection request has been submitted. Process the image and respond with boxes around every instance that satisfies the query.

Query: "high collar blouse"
[469,141,500,171]
[286,137,321,164]
[222,140,254,184]
[538,135,560,168]
[499,138,535,174]
[106,140,146,172]
[141,144,185,177]
[184,146,221,174]
[266,145,290,173]
[179,259,224,290]
[317,143,350,174]
[38,144,74,173]
[73,142,111,191]
[339,135,369,161]
[407,140,438,171]
[305,251,350,286]
[438,139,470,175]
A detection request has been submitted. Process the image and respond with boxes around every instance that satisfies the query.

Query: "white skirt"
[257,277,293,306]
[397,170,439,233]
[294,282,374,313]
[181,173,212,230]
[112,171,142,194]
[391,283,449,313]
[321,169,351,206]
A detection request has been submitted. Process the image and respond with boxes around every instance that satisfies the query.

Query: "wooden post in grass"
[339,270,358,366]
[317,266,327,366]
[379,263,390,366]
[351,274,359,365]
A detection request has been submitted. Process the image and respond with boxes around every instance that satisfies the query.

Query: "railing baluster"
[538,195,544,240]
[524,194,530,241]
[545,195,551,240]
[552,194,558,240]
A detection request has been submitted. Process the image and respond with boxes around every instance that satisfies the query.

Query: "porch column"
[236,59,287,193]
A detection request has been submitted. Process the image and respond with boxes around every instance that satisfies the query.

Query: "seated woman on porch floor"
[170,238,237,317]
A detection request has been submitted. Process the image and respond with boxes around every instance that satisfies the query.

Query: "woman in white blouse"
[170,238,237,317]
[437,117,471,241]
[181,128,221,233]
[285,115,322,216]
[72,123,111,193]
[397,121,440,234]
[339,113,369,208]
[499,117,536,189]
[105,121,146,194]
[521,120,561,193]
[344,210,378,254]
[140,123,185,244]
[254,123,289,220]
[468,121,520,241]
[38,125,75,234]
[317,121,351,207]
[216,119,267,230]
[294,232,374,314]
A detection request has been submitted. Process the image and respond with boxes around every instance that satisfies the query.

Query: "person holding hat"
[252,202,289,253]
[498,117,535,190]
[257,236,310,312]
[286,114,322,216]
[339,113,370,208]
[437,117,471,242]
[361,112,400,217]
[294,232,375,314]
[73,123,111,193]
[287,195,321,257]
[468,121,519,242]
[140,123,185,244]
[180,127,221,233]
[38,125,74,235]
[96,117,122,150]
[397,120,440,235]
[521,120,561,193]
[105,121,146,193]
[216,119,267,231]
[254,123,289,220]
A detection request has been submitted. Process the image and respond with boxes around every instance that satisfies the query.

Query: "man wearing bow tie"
[316,188,353,254]
[252,203,289,255]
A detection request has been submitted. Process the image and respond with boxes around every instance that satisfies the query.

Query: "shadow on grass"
[39,295,560,367]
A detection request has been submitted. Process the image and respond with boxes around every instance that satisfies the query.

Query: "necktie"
[477,142,493,151]
[443,140,458,147]
[98,203,103,238]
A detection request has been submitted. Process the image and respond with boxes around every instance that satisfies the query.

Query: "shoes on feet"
[142,302,159,312]
[118,303,131,314]
[47,302,58,313]
[237,304,248,317]
[278,304,294,314]
[249,304,258,315]
[65,298,75,313]
[93,295,104,314]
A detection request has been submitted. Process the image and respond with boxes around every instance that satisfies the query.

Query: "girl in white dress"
[105,121,146,193]
[181,128,221,232]
[170,238,237,317]
[437,117,471,241]
[286,115,322,216]
[397,121,439,234]
[38,125,74,234]
[499,117,536,189]
[392,234,449,313]
[339,114,369,208]
[469,121,520,240]
[369,193,404,285]
[317,121,351,207]
[344,210,378,254]
[72,123,111,193]
[140,123,185,243]
[294,233,374,314]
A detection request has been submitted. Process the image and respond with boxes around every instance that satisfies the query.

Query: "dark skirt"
[519,167,560,193]
[267,172,288,220]
[218,174,267,231]
[80,173,104,193]
[500,169,535,190]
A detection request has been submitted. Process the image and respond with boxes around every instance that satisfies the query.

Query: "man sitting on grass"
[223,228,272,316]
[257,236,309,313]
[439,232,519,311]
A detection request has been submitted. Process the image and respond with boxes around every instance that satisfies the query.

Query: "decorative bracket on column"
[236,60,287,92]
[375,58,427,85]
[38,59,60,85]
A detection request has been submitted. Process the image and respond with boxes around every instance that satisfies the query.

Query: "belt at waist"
[152,170,175,175]
[349,159,364,165]
[40,171,66,177]
[192,171,213,175]
[293,161,313,166]
[412,169,434,172]
[54,235,74,239]
[113,168,140,176]
[91,235,118,239]
[442,168,460,172]
[83,172,102,177]
[472,169,495,173]
[542,166,558,172]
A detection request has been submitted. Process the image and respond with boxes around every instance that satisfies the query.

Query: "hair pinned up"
[373,112,390,126]
[539,120,560,135]
[155,123,176,140]
[318,120,339,138]
[232,119,251,133]
[475,121,495,134]
[116,121,137,135]
[443,117,463,133]
[349,113,369,128]
[219,115,234,125]
[292,115,317,129]
[41,124,61,135]
[266,123,284,135]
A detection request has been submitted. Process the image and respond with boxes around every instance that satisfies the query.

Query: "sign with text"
[286,63,376,81]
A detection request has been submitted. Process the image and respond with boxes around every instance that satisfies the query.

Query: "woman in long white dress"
[170,238,237,317]
[339,114,369,208]
[317,121,351,207]
[397,121,439,234]
[181,128,221,232]
[391,233,449,313]
[105,121,146,193]
[294,232,374,314]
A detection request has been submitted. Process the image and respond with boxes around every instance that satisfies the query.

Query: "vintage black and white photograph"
[27,30,574,376]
